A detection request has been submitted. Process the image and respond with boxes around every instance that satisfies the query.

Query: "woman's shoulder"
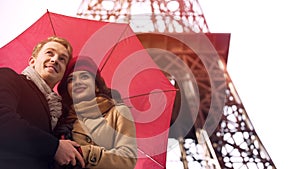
[114,103,130,110]
[112,103,134,118]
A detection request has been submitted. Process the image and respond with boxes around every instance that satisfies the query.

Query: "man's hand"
[54,140,85,167]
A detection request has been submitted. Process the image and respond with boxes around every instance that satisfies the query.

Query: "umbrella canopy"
[0,11,176,168]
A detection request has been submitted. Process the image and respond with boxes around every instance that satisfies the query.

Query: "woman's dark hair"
[58,56,111,107]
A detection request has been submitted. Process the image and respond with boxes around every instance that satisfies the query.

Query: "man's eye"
[59,57,66,62]
[46,51,54,55]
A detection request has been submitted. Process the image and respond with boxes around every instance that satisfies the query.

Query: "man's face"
[29,41,70,89]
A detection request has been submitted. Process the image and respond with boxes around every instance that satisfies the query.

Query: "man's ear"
[28,56,35,67]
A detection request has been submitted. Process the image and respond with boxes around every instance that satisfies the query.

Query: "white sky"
[1,0,299,169]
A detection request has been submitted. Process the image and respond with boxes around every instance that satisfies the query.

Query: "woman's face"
[67,70,96,103]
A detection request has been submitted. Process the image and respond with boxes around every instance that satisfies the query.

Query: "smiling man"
[0,36,85,169]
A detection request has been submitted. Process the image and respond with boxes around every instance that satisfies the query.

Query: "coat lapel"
[22,75,52,130]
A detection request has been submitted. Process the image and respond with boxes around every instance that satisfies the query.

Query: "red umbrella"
[0,11,176,168]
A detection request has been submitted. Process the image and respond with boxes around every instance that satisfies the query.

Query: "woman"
[55,56,137,169]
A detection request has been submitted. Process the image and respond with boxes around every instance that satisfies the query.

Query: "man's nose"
[50,55,59,63]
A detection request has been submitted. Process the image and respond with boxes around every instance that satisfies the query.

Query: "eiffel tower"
[76,0,276,168]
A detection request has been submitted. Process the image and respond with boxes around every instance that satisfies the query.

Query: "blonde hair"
[32,36,73,63]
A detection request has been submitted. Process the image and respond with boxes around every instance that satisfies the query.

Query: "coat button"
[90,156,96,162]
[86,137,91,143]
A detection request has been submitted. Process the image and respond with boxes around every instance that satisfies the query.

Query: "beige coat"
[71,97,137,169]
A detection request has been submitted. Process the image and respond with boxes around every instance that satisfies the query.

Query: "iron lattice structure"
[77,0,209,33]
[77,0,277,168]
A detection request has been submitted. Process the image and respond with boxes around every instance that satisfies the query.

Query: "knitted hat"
[57,56,100,96]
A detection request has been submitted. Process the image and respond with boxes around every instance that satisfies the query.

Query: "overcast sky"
[1,0,299,168]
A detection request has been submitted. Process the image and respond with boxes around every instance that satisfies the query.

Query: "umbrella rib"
[99,25,129,73]
[137,148,164,168]
[122,89,178,100]
[46,9,56,36]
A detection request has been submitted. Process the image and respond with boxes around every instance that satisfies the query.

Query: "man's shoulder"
[0,67,23,84]
[0,67,18,75]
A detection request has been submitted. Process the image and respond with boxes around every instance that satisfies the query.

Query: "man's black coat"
[0,68,59,169]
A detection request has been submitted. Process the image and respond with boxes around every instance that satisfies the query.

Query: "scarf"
[71,97,115,120]
[70,97,115,144]
[22,66,62,130]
